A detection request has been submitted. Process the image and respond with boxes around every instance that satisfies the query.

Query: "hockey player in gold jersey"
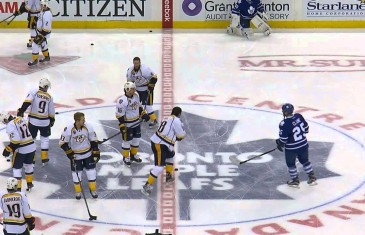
[116,82,150,167]
[0,112,36,192]
[28,0,52,66]
[142,107,186,196]
[59,112,100,200]
[17,78,55,165]
[0,177,36,235]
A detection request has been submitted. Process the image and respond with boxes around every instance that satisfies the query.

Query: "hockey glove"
[26,216,36,231]
[34,34,45,45]
[49,117,55,127]
[148,83,155,92]
[13,2,26,16]
[139,109,150,122]
[276,139,284,152]
[65,149,75,161]
[2,145,14,157]
[16,108,24,117]
[92,149,101,163]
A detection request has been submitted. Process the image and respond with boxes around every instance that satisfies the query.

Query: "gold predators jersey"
[150,115,186,150]
[59,122,98,160]
[115,93,142,128]
[6,117,36,154]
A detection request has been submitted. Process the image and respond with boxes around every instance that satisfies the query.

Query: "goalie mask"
[0,111,11,124]
[6,177,18,191]
[39,77,51,90]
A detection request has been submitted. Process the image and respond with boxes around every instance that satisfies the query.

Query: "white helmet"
[40,0,50,7]
[39,77,51,89]
[6,177,18,191]
[0,111,10,124]
[124,81,136,92]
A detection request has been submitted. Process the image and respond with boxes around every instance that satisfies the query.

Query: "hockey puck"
[149,30,152,32]
[174,168,178,171]
[91,43,94,46]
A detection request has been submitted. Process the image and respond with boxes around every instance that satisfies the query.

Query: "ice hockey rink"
[1,28,365,235]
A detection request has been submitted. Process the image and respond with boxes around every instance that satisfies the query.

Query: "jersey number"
[39,101,46,113]
[158,121,167,133]
[20,124,32,139]
[293,123,306,141]
[7,204,21,218]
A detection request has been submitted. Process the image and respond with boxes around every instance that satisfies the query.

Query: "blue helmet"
[282,103,294,115]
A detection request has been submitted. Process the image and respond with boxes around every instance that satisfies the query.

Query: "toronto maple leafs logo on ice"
[0,111,339,221]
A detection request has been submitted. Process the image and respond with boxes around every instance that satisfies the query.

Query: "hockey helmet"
[6,177,18,191]
[124,81,136,92]
[40,0,50,7]
[282,103,294,115]
[0,111,10,124]
[39,77,51,89]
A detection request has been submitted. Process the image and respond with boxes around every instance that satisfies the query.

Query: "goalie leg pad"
[251,15,272,36]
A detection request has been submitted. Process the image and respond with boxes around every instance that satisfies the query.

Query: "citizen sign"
[238,55,365,72]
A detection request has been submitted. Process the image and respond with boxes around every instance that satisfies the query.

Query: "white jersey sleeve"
[85,122,98,142]
[37,10,52,36]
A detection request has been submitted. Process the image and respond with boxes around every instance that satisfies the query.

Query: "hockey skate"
[241,28,254,40]
[75,192,81,200]
[307,172,317,186]
[90,190,98,199]
[149,120,158,128]
[123,157,131,167]
[263,28,271,36]
[28,60,38,66]
[26,183,34,192]
[226,26,234,34]
[39,56,50,63]
[130,154,142,163]
[287,177,300,188]
[166,172,175,184]
[42,158,49,166]
[141,183,152,196]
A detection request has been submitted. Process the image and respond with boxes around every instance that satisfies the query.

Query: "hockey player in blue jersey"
[227,0,271,39]
[276,103,317,188]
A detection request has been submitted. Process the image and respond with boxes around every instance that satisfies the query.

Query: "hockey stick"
[73,160,97,221]
[229,148,277,165]
[97,120,143,144]
[0,15,13,24]
[6,15,16,25]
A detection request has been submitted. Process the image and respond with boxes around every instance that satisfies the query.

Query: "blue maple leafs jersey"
[232,0,264,19]
[279,113,309,150]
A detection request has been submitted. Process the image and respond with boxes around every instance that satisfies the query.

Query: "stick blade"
[89,215,97,220]
[229,155,241,165]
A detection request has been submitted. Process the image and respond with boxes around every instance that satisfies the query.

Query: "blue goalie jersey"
[232,0,264,20]
[278,113,309,150]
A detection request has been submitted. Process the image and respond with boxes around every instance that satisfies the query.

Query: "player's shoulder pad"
[279,120,285,127]
[83,122,94,131]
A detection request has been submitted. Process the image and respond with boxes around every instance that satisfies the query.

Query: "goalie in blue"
[227,0,271,39]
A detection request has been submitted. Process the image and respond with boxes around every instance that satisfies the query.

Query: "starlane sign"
[304,0,365,19]
[238,55,365,72]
